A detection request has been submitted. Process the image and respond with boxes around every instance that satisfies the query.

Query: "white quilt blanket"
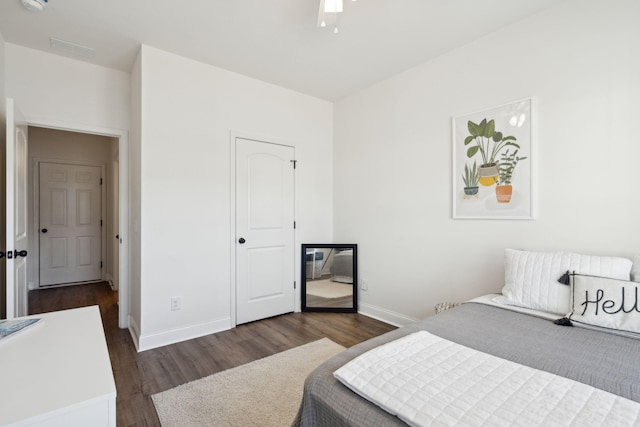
[334,331,640,427]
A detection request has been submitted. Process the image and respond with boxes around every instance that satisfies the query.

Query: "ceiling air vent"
[50,37,95,59]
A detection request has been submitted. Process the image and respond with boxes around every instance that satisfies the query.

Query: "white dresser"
[0,306,116,426]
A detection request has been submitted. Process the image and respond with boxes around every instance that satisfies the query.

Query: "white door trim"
[5,99,29,318]
[33,159,107,288]
[26,118,130,329]
[229,131,298,328]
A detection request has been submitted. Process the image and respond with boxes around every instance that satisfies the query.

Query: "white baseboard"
[358,302,419,327]
[105,274,117,290]
[136,317,232,352]
[128,315,141,352]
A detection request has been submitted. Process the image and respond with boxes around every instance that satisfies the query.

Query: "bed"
[293,249,640,426]
[330,249,353,284]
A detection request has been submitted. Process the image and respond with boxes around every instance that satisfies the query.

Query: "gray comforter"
[293,302,640,426]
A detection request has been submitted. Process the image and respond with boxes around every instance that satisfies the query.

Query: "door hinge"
[100,178,103,185]
[100,219,103,226]
[290,160,297,169]
[100,261,103,268]
[294,281,296,289]
[294,221,296,229]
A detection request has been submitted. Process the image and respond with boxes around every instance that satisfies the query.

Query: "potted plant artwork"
[461,161,479,199]
[495,149,527,203]
[464,118,520,186]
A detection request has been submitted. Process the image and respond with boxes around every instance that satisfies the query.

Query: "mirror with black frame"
[301,244,357,313]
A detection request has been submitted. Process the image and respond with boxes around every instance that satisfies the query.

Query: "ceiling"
[0,0,564,101]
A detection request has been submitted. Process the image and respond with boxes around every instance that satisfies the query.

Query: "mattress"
[293,302,640,426]
[335,331,640,426]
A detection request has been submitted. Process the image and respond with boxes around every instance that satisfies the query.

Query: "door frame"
[33,159,107,288]
[229,131,297,328]
[26,118,129,329]
[5,99,29,318]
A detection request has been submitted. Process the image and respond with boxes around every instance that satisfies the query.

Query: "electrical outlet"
[361,278,368,291]
[171,297,181,311]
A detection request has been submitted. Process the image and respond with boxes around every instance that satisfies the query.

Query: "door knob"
[14,250,28,258]
[238,238,246,244]
[41,228,48,233]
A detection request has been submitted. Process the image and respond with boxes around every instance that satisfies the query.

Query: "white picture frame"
[452,97,535,220]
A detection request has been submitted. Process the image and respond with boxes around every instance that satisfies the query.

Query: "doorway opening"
[30,127,117,289]
[25,121,129,329]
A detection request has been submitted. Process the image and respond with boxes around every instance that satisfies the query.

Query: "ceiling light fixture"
[21,0,48,12]
[324,0,343,13]
[317,0,356,35]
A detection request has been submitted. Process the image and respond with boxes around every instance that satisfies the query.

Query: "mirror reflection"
[302,244,357,312]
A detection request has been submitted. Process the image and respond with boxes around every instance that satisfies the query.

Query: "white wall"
[5,44,130,131]
[136,46,333,350]
[334,0,640,324]
[27,127,116,289]
[5,43,131,326]
[108,138,119,290]
[128,51,142,344]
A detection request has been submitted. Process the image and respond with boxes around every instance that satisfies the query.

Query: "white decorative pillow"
[500,249,632,315]
[568,274,640,334]
[632,256,640,282]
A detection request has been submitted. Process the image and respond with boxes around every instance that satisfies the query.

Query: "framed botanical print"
[452,97,534,219]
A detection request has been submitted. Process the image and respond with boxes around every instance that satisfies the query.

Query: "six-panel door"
[39,162,102,286]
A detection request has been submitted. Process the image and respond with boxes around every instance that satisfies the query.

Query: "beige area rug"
[306,279,353,299]
[151,338,345,427]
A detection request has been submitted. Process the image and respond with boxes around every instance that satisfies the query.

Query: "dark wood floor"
[306,293,354,308]
[29,282,396,426]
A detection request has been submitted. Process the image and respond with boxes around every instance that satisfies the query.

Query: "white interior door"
[236,138,295,325]
[39,162,102,286]
[5,99,29,318]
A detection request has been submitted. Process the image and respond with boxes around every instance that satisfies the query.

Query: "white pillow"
[500,248,632,315]
[568,274,640,334]
[631,256,640,282]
